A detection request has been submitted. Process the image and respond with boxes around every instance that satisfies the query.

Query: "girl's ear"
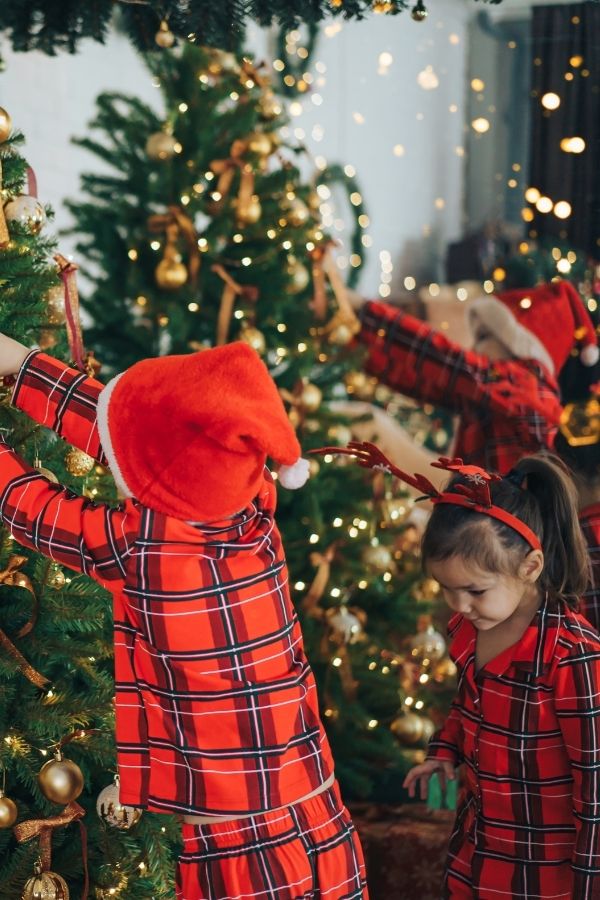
[518,549,544,584]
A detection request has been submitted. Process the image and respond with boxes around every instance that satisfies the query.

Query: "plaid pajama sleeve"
[12,350,108,465]
[554,644,600,899]
[358,300,549,418]
[0,440,133,585]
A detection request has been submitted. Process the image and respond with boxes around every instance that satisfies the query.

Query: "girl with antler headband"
[315,441,600,899]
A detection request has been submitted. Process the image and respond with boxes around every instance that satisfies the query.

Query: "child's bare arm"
[0,333,30,376]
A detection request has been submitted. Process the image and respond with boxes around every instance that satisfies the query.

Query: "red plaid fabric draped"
[428,597,600,899]
[579,503,600,635]
[358,301,562,474]
[5,352,335,816]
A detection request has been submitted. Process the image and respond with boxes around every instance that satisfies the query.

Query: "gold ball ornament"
[235,195,262,225]
[45,285,66,325]
[411,0,428,20]
[391,711,425,745]
[434,656,457,682]
[0,791,17,828]
[145,131,179,161]
[155,257,188,290]
[287,258,310,294]
[4,196,46,235]
[65,448,95,477]
[155,19,175,48]
[258,92,283,120]
[22,866,69,900]
[344,371,376,400]
[328,321,357,346]
[363,543,393,573]
[239,325,266,355]
[300,382,322,413]
[38,754,84,805]
[286,198,310,228]
[0,106,12,142]
[97,778,142,830]
[247,132,273,157]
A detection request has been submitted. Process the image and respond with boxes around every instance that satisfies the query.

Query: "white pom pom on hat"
[279,457,310,489]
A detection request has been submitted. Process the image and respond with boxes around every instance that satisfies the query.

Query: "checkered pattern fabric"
[6,352,335,816]
[358,301,562,474]
[579,503,600,634]
[428,596,600,899]
[176,783,368,900]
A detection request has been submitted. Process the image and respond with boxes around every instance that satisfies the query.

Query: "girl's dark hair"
[421,453,590,607]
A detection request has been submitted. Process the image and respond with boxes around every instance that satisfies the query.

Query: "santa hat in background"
[96,342,309,521]
[467,280,599,375]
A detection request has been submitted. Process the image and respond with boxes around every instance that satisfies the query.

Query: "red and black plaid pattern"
[5,352,335,816]
[428,596,600,899]
[579,503,600,634]
[176,783,368,900]
[358,301,562,474]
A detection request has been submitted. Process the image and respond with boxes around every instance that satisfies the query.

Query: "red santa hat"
[96,342,309,521]
[467,280,599,374]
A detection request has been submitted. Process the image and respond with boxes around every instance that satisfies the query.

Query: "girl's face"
[427,553,543,630]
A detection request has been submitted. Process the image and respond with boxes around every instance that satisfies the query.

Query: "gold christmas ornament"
[363,544,393,573]
[38,753,84,805]
[344,371,377,400]
[155,19,175,48]
[328,322,355,346]
[0,106,12,142]
[34,458,59,484]
[45,285,66,325]
[4,196,46,234]
[300,382,322,413]
[286,198,310,227]
[287,257,310,294]
[391,711,424,745]
[239,324,266,355]
[380,496,410,527]
[0,791,17,829]
[411,0,428,20]
[235,194,262,225]
[258,92,282,120]
[155,257,188,290]
[409,618,446,662]
[411,577,441,603]
[22,865,69,900]
[145,131,179,161]
[434,656,457,682]
[247,132,272,157]
[96,776,142,830]
[65,449,95,477]
[38,330,58,351]
[47,566,66,590]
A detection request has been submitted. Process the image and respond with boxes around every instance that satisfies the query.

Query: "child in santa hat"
[353,280,598,473]
[0,336,368,900]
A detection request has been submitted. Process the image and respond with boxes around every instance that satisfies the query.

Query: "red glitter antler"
[430,457,501,507]
[309,441,442,498]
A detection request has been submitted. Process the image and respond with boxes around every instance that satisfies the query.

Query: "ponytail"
[422,453,590,607]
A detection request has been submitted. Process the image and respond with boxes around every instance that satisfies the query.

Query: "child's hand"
[403,758,456,800]
[0,334,31,376]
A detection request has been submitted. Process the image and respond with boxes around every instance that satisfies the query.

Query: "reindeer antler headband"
[311,442,541,552]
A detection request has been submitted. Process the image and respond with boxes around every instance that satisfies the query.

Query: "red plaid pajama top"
[358,301,562,474]
[579,504,600,635]
[4,351,335,816]
[428,595,600,899]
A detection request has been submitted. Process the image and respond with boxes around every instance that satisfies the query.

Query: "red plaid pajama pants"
[176,783,369,900]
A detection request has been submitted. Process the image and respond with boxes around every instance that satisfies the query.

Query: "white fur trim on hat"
[96,373,134,500]
[467,296,555,373]
[278,457,310,489]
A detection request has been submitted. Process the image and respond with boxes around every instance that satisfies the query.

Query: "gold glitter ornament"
[391,711,424,745]
[0,791,17,828]
[38,752,84,805]
[155,257,188,290]
[4,196,46,234]
[22,864,69,900]
[65,448,95,477]
[96,776,142,830]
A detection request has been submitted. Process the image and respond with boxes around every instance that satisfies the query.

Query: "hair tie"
[504,469,526,490]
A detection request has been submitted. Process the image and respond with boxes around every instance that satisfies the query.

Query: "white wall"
[0,2,471,297]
